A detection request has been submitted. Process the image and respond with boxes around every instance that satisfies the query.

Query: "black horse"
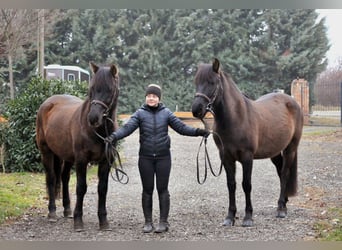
[36,62,119,231]
[192,58,303,227]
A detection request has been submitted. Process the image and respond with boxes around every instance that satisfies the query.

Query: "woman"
[105,84,209,233]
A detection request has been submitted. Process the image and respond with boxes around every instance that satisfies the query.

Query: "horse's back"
[36,94,83,160]
[255,93,302,123]
[39,93,82,116]
[252,93,303,158]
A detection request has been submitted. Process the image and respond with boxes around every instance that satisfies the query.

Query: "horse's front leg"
[241,157,253,227]
[223,160,237,226]
[73,162,88,232]
[97,161,111,231]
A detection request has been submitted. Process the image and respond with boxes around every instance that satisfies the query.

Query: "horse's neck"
[214,74,248,125]
[80,100,92,130]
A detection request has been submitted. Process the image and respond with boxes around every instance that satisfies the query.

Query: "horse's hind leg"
[271,153,283,179]
[42,152,59,222]
[97,162,111,231]
[276,146,298,218]
[62,161,73,218]
[271,153,288,217]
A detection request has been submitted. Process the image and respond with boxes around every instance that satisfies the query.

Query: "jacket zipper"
[152,111,157,157]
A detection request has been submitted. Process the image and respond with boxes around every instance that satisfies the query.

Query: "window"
[67,73,75,81]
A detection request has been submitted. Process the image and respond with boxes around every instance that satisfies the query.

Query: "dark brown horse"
[36,62,119,231]
[191,58,303,227]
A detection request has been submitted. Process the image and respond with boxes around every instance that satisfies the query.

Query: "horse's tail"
[286,151,298,197]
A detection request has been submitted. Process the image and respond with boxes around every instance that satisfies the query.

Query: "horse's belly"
[254,144,286,159]
[45,126,75,161]
[254,131,292,159]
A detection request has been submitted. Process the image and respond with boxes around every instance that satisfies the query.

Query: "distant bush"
[1,77,87,172]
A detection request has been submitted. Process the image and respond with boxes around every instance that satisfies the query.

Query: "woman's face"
[145,94,160,107]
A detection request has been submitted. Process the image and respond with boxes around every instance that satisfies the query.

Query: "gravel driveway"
[0,126,341,241]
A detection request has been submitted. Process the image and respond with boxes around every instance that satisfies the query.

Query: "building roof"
[44,64,90,75]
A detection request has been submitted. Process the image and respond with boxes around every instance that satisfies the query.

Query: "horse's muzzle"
[87,112,103,128]
[191,98,207,119]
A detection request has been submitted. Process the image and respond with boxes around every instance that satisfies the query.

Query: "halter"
[194,75,222,116]
[90,87,117,117]
[90,87,128,184]
[194,73,224,184]
[91,99,109,114]
[92,116,129,185]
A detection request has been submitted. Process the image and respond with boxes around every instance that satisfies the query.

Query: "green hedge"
[1,77,87,172]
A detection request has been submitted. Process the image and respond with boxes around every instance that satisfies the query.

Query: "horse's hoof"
[276,206,287,218]
[48,212,57,222]
[223,218,235,226]
[74,225,84,232]
[63,209,73,218]
[48,218,58,222]
[74,220,84,232]
[74,227,84,232]
[242,218,254,227]
[276,210,287,218]
[99,222,112,231]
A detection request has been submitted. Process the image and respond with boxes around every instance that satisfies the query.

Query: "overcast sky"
[316,9,342,67]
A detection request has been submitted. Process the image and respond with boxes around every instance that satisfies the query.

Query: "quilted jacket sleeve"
[167,109,199,136]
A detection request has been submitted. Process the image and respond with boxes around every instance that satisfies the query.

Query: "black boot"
[142,192,154,233]
[155,191,170,233]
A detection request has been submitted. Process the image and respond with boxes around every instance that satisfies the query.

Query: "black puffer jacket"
[113,103,200,157]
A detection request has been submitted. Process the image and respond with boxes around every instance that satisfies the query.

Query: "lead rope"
[196,117,224,185]
[93,116,129,184]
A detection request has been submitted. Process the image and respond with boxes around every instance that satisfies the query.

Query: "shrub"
[1,77,87,172]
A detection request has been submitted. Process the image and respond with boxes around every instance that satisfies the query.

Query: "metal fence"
[311,81,342,126]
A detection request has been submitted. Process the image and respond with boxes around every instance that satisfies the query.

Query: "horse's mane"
[196,63,252,100]
[221,71,253,100]
[194,63,215,84]
[89,67,117,95]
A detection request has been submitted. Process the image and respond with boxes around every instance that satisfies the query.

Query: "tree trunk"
[38,9,45,77]
[8,53,14,100]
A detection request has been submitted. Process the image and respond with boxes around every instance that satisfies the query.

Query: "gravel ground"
[0,125,341,241]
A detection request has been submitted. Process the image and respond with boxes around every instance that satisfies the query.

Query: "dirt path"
[0,126,341,241]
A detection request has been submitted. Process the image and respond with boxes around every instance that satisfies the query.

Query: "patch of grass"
[0,172,46,224]
[0,165,99,225]
[314,207,342,241]
[309,116,341,126]
[302,126,341,138]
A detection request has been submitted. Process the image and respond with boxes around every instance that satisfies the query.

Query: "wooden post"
[291,78,309,125]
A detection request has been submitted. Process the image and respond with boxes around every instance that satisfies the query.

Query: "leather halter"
[91,99,109,110]
[90,97,114,117]
[194,78,221,115]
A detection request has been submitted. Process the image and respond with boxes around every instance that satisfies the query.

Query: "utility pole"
[37,9,45,77]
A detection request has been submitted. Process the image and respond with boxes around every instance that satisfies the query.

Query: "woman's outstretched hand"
[104,134,117,145]
[197,128,210,138]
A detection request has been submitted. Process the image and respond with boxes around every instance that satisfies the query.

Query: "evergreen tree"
[11,9,330,113]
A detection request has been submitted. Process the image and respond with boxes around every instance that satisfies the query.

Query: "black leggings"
[138,154,171,195]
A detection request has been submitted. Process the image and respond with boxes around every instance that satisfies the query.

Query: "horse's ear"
[212,58,220,73]
[110,64,119,77]
[89,62,99,74]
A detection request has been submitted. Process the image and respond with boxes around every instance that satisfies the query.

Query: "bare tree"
[315,60,342,107]
[0,9,37,99]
